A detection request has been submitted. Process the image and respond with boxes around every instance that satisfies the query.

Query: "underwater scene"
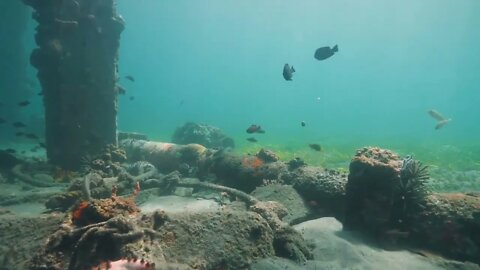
[1,0,480,269]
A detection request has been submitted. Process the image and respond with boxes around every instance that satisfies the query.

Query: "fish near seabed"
[283,64,295,81]
[428,109,451,130]
[314,45,338,61]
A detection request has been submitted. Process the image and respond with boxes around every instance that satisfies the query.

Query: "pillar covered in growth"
[24,0,125,169]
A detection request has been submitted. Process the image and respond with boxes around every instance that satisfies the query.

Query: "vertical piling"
[24,0,125,169]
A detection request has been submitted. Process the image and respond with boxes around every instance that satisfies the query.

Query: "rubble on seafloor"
[0,143,480,269]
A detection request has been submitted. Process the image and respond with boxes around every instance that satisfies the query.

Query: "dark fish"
[246,124,265,134]
[30,148,38,153]
[15,132,25,137]
[246,137,258,143]
[314,45,338,61]
[301,121,306,127]
[283,64,295,81]
[18,101,30,107]
[0,118,5,124]
[179,100,185,106]
[129,96,135,101]
[12,122,26,128]
[309,144,322,152]
[117,85,126,95]
[25,133,39,140]
[38,91,44,96]
[4,149,16,154]
[125,75,135,82]
[39,142,46,148]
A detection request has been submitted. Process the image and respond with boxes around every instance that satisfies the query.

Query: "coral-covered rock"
[344,147,402,232]
[172,122,235,149]
[283,166,347,220]
[256,148,280,163]
[410,192,480,263]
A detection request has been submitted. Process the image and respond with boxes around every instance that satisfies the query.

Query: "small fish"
[4,149,16,154]
[314,45,338,61]
[246,124,265,134]
[282,64,295,81]
[37,91,44,96]
[18,101,30,107]
[124,75,135,82]
[12,122,26,128]
[0,118,5,124]
[246,137,258,143]
[15,132,25,137]
[39,142,46,148]
[301,121,306,127]
[309,144,322,152]
[30,148,38,153]
[25,133,39,140]
[117,85,126,95]
[129,96,135,101]
[428,109,451,130]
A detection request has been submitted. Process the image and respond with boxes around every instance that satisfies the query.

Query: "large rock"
[172,122,235,149]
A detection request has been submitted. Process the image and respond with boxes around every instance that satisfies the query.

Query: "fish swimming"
[301,121,306,127]
[125,75,135,82]
[246,124,265,134]
[129,96,135,101]
[18,101,30,107]
[12,122,26,128]
[283,64,295,81]
[309,144,322,151]
[15,132,24,137]
[4,149,16,154]
[314,45,338,61]
[25,133,39,140]
[117,85,127,95]
[428,109,451,130]
[246,137,258,143]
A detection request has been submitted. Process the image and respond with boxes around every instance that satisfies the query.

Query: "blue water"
[116,0,480,152]
[1,0,480,172]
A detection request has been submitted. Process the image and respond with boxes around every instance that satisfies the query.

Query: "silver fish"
[428,109,451,130]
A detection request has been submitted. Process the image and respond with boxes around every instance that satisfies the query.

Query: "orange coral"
[242,157,264,170]
[251,157,263,170]
[72,201,89,222]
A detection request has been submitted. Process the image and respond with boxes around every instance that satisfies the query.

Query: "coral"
[68,216,145,270]
[172,122,235,149]
[256,148,280,163]
[71,182,141,226]
[242,157,264,171]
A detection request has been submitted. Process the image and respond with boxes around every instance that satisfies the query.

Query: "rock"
[172,122,235,149]
[344,147,402,231]
[256,148,280,163]
[410,193,480,264]
[118,131,148,141]
[251,184,312,224]
[282,166,347,220]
